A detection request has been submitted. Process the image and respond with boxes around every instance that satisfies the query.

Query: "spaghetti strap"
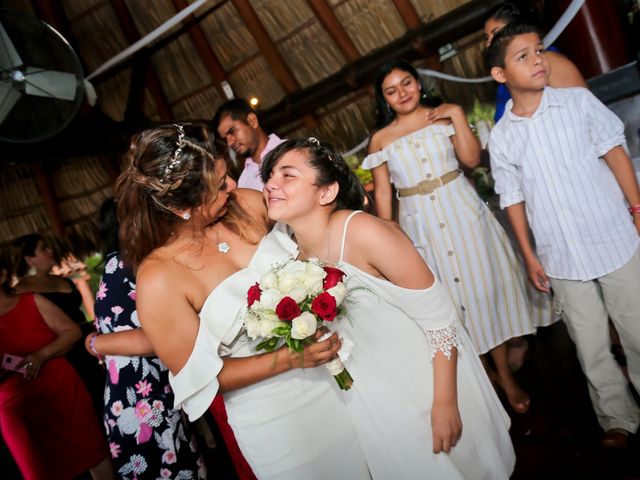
[338,210,363,263]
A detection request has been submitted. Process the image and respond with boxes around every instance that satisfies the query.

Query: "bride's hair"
[116,123,229,269]
[260,138,365,212]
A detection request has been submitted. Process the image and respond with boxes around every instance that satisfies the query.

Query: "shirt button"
[422,158,428,164]
[439,223,445,228]
[448,251,454,256]
[426,173,432,178]
[430,195,436,201]
[454,277,460,283]
[461,306,466,312]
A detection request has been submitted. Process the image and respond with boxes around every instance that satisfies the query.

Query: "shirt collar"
[247,133,283,163]
[504,87,563,122]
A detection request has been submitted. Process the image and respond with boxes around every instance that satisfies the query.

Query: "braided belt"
[397,170,461,198]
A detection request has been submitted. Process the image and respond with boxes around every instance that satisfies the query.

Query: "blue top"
[494,45,559,123]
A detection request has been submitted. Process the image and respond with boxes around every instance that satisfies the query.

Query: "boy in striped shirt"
[487,22,640,448]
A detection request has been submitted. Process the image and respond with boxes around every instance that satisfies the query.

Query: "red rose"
[323,266,346,290]
[275,296,302,321]
[311,292,338,321]
[247,282,262,307]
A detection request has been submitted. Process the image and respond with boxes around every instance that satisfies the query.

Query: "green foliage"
[470,166,497,204]
[467,99,495,126]
[83,252,105,296]
[344,154,373,186]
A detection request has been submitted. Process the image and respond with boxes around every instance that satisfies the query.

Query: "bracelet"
[629,204,640,215]
[89,333,104,365]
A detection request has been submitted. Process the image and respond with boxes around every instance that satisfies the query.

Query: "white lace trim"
[424,322,461,360]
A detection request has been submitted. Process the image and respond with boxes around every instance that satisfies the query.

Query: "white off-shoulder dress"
[363,124,553,354]
[169,224,371,480]
[332,211,515,479]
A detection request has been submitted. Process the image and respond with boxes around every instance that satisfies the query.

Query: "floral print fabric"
[95,252,206,479]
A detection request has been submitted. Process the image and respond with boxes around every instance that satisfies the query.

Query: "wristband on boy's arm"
[629,204,640,215]
[89,333,104,365]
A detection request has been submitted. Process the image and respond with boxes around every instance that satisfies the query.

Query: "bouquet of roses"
[242,258,354,390]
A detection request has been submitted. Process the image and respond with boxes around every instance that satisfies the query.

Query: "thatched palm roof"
[0,0,499,256]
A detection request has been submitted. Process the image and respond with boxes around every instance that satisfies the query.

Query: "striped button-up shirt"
[489,87,639,281]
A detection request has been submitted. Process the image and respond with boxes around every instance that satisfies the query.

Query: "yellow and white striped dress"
[363,123,553,354]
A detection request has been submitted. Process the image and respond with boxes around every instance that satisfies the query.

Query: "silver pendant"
[217,242,230,254]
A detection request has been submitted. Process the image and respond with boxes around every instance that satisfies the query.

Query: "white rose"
[303,262,326,294]
[277,261,307,293]
[260,270,278,290]
[287,285,308,303]
[244,316,261,339]
[259,317,284,337]
[327,282,347,305]
[257,288,283,310]
[291,312,318,340]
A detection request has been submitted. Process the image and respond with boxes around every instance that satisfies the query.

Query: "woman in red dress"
[0,255,114,480]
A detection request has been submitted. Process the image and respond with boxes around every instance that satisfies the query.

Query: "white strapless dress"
[169,224,371,480]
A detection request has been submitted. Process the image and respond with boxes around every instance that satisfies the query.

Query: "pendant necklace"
[215,227,230,254]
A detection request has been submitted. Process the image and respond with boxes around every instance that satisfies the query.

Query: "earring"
[182,212,191,221]
[385,103,392,114]
[421,90,427,101]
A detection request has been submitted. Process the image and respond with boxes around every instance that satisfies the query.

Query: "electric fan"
[0,8,84,143]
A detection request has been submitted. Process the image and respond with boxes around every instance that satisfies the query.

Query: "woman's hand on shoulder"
[346,212,434,289]
[427,103,464,124]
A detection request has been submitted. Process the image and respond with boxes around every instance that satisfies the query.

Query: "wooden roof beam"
[230,0,317,129]
[260,0,502,130]
[392,0,421,29]
[109,0,174,121]
[392,0,442,70]
[306,0,359,63]
[170,0,230,99]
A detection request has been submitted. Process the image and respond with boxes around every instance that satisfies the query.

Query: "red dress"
[0,294,108,480]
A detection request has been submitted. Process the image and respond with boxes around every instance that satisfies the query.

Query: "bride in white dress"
[260,137,516,479]
[116,124,370,479]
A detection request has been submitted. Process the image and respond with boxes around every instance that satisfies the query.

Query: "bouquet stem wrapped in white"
[243,259,353,391]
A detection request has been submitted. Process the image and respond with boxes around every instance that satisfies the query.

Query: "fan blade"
[24,67,77,101]
[0,22,23,70]
[0,81,22,124]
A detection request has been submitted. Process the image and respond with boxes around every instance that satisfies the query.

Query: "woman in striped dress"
[364,60,553,414]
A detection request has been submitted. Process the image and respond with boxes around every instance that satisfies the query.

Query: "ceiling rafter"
[170,0,229,99]
[109,0,174,121]
[391,0,422,29]
[306,0,359,63]
[260,0,501,130]
[230,0,318,129]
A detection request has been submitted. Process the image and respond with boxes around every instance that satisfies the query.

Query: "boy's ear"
[491,66,507,84]
[319,182,339,206]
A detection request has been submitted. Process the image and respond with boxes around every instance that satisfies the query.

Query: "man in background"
[213,99,285,191]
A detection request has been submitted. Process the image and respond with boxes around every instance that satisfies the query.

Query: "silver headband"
[162,124,186,181]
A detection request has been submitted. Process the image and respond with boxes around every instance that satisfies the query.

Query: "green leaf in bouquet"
[271,326,292,336]
[256,337,281,352]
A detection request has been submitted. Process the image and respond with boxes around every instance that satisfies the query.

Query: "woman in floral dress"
[87,200,206,480]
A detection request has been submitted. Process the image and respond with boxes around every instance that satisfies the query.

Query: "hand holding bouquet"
[243,259,354,390]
